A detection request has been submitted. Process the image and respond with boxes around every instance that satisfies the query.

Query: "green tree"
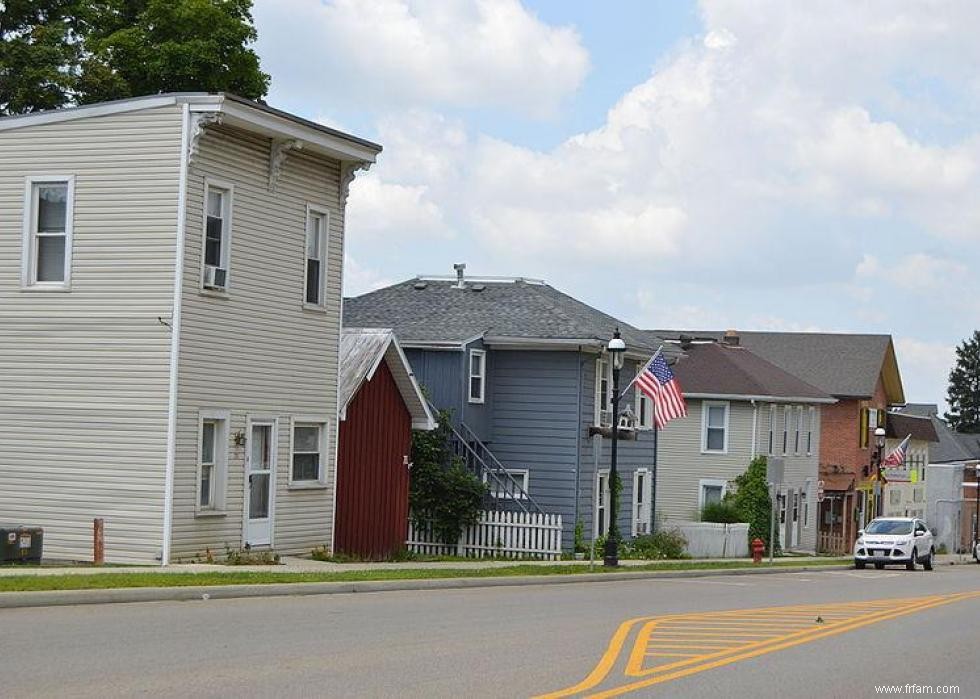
[725,456,780,555]
[945,331,980,433]
[409,410,487,545]
[76,0,269,104]
[0,1,80,114]
[0,0,269,116]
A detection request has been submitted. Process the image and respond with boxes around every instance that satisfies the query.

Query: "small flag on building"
[882,434,911,467]
[633,350,688,429]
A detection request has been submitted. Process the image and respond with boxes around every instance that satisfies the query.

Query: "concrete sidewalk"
[0,554,851,577]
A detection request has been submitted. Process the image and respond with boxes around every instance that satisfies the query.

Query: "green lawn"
[0,558,849,593]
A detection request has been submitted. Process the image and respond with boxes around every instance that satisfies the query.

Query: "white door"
[788,490,800,548]
[245,420,276,547]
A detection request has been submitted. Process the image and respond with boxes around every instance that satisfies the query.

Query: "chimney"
[679,334,693,351]
[453,263,466,289]
[723,329,740,346]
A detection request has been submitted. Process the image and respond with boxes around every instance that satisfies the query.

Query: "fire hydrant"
[751,538,765,564]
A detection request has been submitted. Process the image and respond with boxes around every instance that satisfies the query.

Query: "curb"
[0,564,854,609]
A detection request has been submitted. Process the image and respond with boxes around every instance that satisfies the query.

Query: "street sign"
[816,479,825,503]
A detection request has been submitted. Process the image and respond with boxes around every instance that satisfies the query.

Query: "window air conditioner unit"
[204,265,227,289]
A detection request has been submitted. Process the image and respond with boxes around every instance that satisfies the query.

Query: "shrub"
[574,519,587,554]
[726,456,780,554]
[631,529,688,560]
[409,409,488,544]
[700,500,742,523]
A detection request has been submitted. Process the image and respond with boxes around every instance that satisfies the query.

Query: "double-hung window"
[484,468,528,499]
[633,468,653,535]
[23,177,74,288]
[305,207,328,306]
[635,389,654,429]
[701,401,728,453]
[782,405,792,454]
[596,470,611,537]
[595,358,612,426]
[767,404,776,455]
[202,180,233,290]
[197,410,229,513]
[291,420,327,484]
[699,478,728,514]
[806,407,815,454]
[468,349,486,403]
[794,406,803,454]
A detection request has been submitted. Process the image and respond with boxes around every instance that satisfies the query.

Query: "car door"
[913,520,931,553]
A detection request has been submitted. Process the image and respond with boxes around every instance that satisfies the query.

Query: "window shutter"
[859,407,869,448]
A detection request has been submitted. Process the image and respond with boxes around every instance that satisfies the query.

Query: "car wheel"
[906,548,917,571]
[855,560,866,569]
[923,548,934,571]
[874,562,884,570]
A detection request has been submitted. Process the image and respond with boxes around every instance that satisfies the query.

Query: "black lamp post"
[604,328,626,567]
[873,427,886,518]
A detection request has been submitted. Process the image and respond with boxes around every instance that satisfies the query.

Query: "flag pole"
[618,345,663,402]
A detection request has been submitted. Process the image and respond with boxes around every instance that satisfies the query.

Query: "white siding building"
[0,94,380,563]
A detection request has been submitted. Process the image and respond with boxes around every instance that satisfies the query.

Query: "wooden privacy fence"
[407,511,563,560]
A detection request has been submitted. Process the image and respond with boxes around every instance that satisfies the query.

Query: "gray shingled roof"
[650,330,902,401]
[673,342,834,402]
[893,405,978,463]
[339,328,434,430]
[345,278,671,355]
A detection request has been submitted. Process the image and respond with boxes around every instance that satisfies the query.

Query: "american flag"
[882,434,911,467]
[634,351,687,428]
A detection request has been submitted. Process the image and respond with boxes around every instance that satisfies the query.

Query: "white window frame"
[289,416,330,487]
[594,358,612,426]
[468,349,486,404]
[806,406,815,455]
[632,468,653,535]
[701,401,729,454]
[794,406,804,455]
[782,405,792,455]
[595,469,611,537]
[634,389,654,430]
[767,404,776,455]
[698,478,728,513]
[200,178,235,292]
[196,409,230,515]
[304,205,329,309]
[483,468,528,499]
[21,175,75,290]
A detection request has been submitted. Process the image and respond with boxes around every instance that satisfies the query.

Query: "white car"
[974,539,979,563]
[854,517,934,571]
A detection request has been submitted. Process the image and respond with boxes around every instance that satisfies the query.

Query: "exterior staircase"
[444,420,545,515]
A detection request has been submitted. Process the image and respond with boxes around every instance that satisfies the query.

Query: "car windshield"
[866,520,913,535]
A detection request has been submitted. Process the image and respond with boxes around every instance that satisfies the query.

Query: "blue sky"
[253,0,980,409]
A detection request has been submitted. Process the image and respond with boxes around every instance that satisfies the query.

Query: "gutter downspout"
[750,399,758,458]
[161,103,191,565]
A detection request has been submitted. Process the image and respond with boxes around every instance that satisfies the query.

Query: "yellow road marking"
[535,592,980,699]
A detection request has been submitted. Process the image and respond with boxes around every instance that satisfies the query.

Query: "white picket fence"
[670,521,750,558]
[407,511,563,560]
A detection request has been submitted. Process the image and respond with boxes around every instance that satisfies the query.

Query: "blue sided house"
[343,265,679,551]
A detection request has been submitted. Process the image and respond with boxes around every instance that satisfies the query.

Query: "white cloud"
[347,174,450,239]
[891,254,969,291]
[255,0,589,117]
[894,337,955,406]
[343,255,395,297]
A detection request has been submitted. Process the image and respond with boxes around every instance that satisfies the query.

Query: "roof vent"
[413,281,428,290]
[679,334,694,351]
[471,284,486,292]
[723,329,740,346]
[453,263,466,289]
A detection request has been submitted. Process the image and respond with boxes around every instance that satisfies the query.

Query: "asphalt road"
[2,564,978,698]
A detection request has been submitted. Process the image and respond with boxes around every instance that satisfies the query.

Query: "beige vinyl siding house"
[654,341,832,553]
[0,94,380,563]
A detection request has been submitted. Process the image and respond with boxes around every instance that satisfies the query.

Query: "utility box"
[0,526,43,564]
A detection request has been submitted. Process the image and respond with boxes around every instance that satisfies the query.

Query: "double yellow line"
[536,591,980,698]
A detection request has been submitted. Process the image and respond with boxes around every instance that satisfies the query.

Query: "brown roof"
[672,342,835,402]
[885,412,939,443]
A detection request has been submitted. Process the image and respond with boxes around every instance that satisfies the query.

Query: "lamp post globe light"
[873,426,886,518]
[604,328,627,567]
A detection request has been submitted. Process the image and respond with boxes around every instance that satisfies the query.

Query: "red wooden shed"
[334,328,434,559]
